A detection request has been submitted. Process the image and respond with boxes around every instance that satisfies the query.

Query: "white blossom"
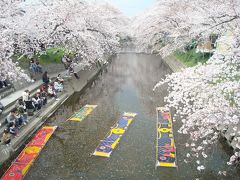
[136,0,240,168]
[197,165,205,171]
[0,0,129,81]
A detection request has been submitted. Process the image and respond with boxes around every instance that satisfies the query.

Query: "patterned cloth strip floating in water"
[156,107,177,168]
[93,112,137,157]
[68,105,97,121]
[1,126,57,180]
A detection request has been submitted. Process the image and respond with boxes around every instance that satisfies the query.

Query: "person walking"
[68,63,79,79]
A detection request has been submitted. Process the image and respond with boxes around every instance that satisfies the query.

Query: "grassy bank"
[174,49,211,67]
[17,47,65,65]
[39,48,65,64]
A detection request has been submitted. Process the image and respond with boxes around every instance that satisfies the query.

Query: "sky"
[25,0,156,17]
[106,0,156,17]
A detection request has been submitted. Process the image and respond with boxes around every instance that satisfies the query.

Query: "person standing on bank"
[42,71,50,85]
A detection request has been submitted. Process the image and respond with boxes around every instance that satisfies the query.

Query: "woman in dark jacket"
[42,71,50,85]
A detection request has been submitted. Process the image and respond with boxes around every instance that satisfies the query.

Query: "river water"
[25,54,239,180]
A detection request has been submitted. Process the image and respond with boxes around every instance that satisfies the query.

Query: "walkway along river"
[4,54,240,179]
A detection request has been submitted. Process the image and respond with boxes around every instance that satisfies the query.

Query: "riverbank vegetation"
[17,48,65,66]
[174,49,211,67]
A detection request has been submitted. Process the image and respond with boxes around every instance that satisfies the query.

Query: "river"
[24,53,239,180]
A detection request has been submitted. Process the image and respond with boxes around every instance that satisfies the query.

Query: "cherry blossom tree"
[0,0,30,81]
[0,0,129,81]
[132,0,240,56]
[132,0,240,171]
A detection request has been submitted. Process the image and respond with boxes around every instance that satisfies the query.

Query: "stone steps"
[0,83,43,130]
[0,86,15,100]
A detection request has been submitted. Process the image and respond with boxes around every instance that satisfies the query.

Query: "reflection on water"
[25,54,239,180]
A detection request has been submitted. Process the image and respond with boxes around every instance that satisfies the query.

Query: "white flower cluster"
[131,0,240,57]
[0,0,129,81]
[154,46,240,167]
[227,152,240,165]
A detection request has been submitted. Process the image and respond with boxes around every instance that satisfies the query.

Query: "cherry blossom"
[0,0,129,81]
[139,0,240,170]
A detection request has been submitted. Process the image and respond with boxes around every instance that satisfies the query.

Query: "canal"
[25,54,239,179]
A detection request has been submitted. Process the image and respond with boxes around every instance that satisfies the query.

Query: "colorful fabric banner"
[156,107,177,168]
[93,112,137,157]
[1,126,57,180]
[68,105,97,121]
